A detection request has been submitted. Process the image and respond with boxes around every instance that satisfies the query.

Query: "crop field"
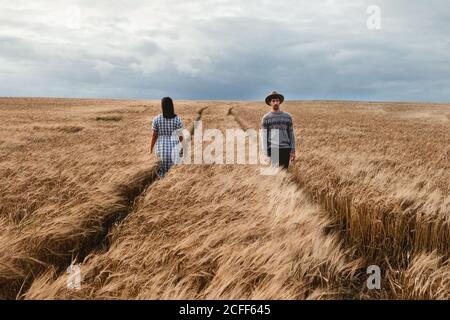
[0,98,449,299]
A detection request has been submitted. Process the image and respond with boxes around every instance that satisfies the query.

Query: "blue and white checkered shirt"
[152,114,184,176]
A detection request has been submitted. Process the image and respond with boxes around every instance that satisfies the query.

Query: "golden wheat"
[23,106,360,299]
[1,98,449,299]
[0,98,205,298]
[231,100,450,298]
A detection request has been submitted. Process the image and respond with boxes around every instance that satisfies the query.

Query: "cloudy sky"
[0,0,449,102]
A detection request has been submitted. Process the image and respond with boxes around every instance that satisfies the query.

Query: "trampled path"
[227,106,371,298]
[228,105,450,299]
[8,107,209,299]
[22,104,362,299]
[80,107,209,259]
[20,103,447,299]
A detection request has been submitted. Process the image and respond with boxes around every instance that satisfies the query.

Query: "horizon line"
[1,96,450,105]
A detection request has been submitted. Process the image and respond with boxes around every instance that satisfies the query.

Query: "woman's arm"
[176,116,184,143]
[150,129,158,154]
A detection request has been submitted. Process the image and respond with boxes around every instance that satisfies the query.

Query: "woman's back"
[153,114,183,137]
[152,113,184,177]
[150,97,184,177]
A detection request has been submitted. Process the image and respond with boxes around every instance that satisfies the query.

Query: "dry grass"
[23,106,360,299]
[95,116,123,122]
[396,252,450,299]
[0,98,449,299]
[231,100,450,298]
[0,98,205,299]
[24,165,362,300]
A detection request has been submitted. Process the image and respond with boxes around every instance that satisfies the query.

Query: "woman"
[150,97,184,177]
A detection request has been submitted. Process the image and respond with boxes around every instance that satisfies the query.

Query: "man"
[261,91,296,169]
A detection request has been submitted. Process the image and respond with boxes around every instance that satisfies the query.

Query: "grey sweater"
[261,111,296,155]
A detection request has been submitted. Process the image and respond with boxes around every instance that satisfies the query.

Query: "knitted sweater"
[261,111,296,155]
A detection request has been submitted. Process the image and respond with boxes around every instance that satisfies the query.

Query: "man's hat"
[265,91,284,106]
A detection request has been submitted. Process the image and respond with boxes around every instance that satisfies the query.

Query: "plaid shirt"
[152,114,184,176]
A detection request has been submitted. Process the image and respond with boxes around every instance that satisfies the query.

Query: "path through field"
[1,98,448,299]
[22,104,364,299]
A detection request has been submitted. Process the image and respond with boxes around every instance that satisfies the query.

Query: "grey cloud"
[0,0,449,102]
[136,40,160,55]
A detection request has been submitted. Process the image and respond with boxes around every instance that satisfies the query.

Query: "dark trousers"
[268,148,291,169]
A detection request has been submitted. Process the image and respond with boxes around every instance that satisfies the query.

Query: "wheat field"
[0,98,449,299]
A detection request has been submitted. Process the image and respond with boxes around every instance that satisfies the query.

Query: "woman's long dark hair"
[161,97,176,119]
